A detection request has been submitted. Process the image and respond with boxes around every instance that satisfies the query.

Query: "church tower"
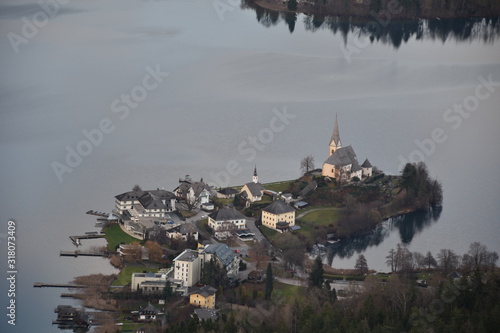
[252,165,259,183]
[329,113,342,156]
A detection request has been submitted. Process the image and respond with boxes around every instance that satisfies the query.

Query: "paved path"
[296,207,338,220]
[275,276,307,287]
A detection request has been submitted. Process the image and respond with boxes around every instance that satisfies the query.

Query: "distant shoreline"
[248,0,500,20]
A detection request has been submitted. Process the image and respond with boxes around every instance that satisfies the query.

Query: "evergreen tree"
[287,0,297,11]
[355,254,368,275]
[162,280,173,299]
[265,263,273,300]
[309,256,324,287]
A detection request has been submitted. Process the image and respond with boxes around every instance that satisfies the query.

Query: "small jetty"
[70,234,105,246]
[60,250,108,258]
[34,282,87,289]
[86,210,109,218]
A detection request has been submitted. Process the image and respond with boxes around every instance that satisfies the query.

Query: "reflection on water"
[242,2,500,48]
[327,206,442,262]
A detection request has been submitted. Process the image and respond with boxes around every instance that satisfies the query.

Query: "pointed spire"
[252,165,259,183]
[331,113,341,145]
[254,165,258,176]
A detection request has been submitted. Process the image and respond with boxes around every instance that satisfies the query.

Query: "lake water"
[1,0,499,331]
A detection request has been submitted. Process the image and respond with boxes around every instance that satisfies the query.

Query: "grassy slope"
[103,223,140,251]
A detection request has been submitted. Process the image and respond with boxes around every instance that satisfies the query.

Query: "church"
[322,114,373,182]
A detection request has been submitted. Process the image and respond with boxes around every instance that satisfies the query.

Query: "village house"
[240,166,265,203]
[321,114,372,182]
[216,187,239,199]
[166,223,199,242]
[137,303,162,321]
[118,244,149,261]
[173,176,211,209]
[202,243,240,277]
[208,207,247,240]
[189,285,217,309]
[261,199,296,232]
[115,189,176,218]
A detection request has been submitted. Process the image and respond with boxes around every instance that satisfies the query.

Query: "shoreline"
[249,0,500,20]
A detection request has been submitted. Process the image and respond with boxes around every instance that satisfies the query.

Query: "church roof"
[262,200,295,215]
[361,159,372,168]
[242,182,264,197]
[324,145,359,167]
[330,113,341,146]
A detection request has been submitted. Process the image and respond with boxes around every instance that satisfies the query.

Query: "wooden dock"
[86,210,109,217]
[60,251,108,257]
[34,282,87,288]
[70,234,105,245]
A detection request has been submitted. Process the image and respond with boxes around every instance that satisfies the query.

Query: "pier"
[60,250,108,257]
[34,282,87,288]
[86,210,109,217]
[70,234,105,245]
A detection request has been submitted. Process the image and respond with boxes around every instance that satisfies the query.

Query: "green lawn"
[112,264,155,286]
[296,208,343,234]
[273,282,306,303]
[263,180,293,193]
[259,225,279,240]
[103,223,141,251]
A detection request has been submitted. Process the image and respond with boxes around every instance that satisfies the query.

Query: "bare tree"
[412,251,425,269]
[132,184,142,192]
[300,155,315,175]
[386,249,396,272]
[437,249,459,275]
[249,241,269,270]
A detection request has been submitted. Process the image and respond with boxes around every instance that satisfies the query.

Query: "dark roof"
[204,243,236,267]
[324,145,358,167]
[209,207,246,221]
[299,181,318,197]
[190,285,217,298]
[262,200,295,215]
[139,303,158,315]
[176,182,210,197]
[115,189,175,210]
[194,308,219,321]
[361,159,372,168]
[217,188,239,196]
[242,182,264,197]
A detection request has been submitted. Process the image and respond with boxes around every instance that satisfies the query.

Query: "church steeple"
[329,113,342,156]
[252,165,259,183]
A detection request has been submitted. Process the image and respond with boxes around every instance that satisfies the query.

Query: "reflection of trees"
[327,206,442,262]
[241,1,500,48]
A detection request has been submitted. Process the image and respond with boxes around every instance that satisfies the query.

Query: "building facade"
[261,200,296,232]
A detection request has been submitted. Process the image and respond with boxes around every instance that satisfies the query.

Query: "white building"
[173,249,203,287]
[208,207,247,239]
[115,189,176,218]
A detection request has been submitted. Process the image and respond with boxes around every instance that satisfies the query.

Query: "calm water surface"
[1,0,499,331]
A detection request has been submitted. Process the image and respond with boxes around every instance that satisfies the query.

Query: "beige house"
[240,167,264,203]
[261,200,295,232]
[322,114,372,182]
[189,285,217,309]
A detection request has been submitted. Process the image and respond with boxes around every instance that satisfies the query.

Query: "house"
[115,189,176,218]
[321,114,372,182]
[282,193,293,203]
[174,177,211,209]
[294,201,309,210]
[208,207,247,239]
[216,188,239,199]
[202,243,241,277]
[166,223,199,242]
[173,249,203,287]
[261,200,295,232]
[131,271,167,292]
[138,303,161,321]
[189,285,217,309]
[361,159,373,177]
[240,166,264,203]
[119,244,150,261]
